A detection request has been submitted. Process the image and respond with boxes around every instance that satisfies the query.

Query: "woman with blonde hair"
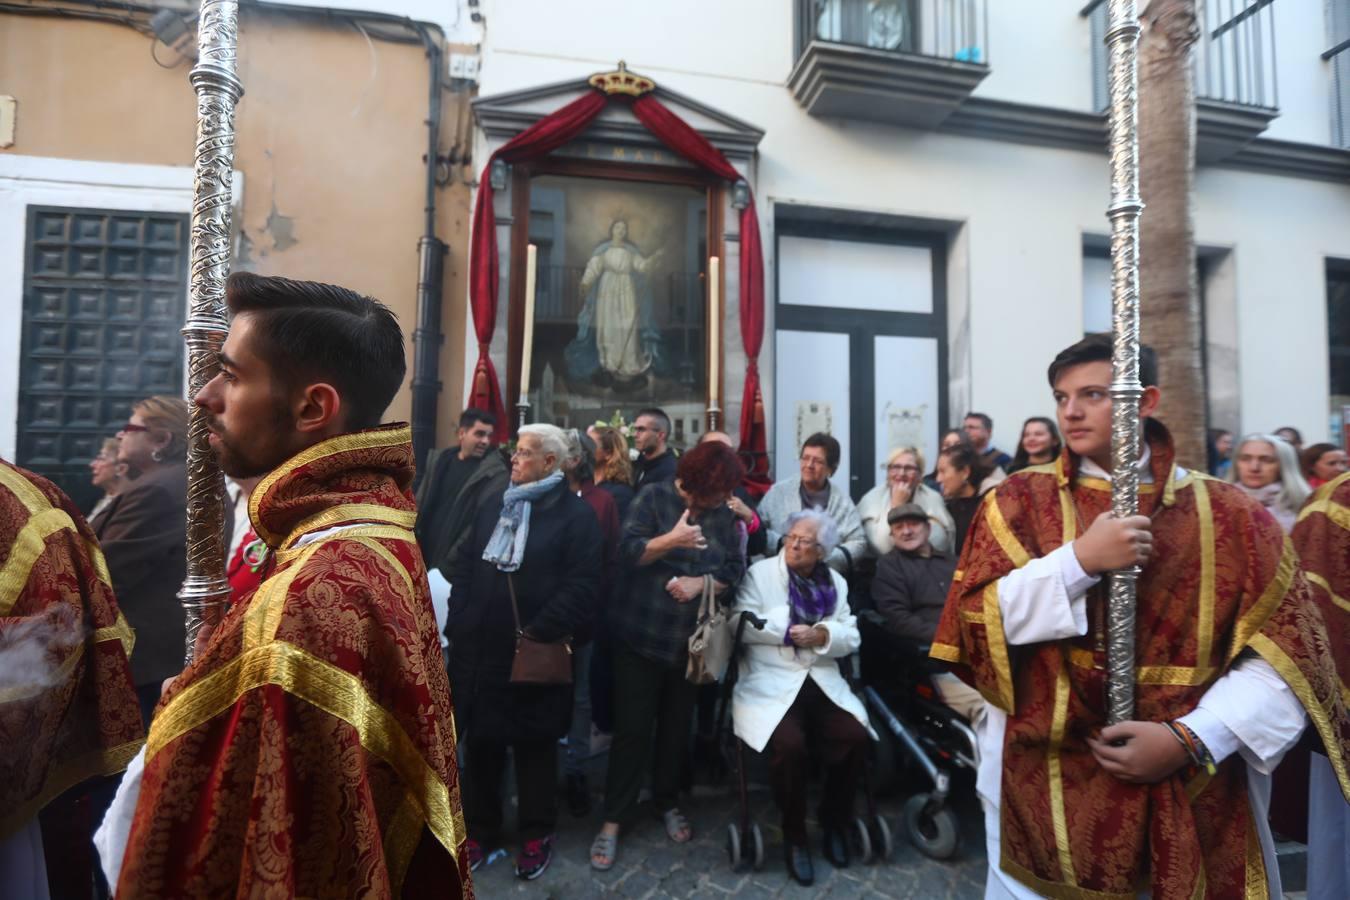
[591,425,635,519]
[1228,433,1310,533]
[858,445,954,556]
[101,395,190,723]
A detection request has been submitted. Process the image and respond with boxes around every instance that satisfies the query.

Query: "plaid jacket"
[612,482,745,666]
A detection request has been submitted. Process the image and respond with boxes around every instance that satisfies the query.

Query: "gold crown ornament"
[588,61,656,97]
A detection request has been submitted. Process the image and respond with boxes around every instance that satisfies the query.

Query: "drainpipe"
[411,25,447,473]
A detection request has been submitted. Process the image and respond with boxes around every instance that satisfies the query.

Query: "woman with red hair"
[590,442,746,870]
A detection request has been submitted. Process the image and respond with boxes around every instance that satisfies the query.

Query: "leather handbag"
[507,575,573,685]
[686,575,733,685]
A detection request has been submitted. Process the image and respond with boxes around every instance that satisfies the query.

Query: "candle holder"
[706,405,722,433]
[515,399,531,434]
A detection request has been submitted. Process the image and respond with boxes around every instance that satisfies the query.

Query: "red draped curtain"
[466,86,769,489]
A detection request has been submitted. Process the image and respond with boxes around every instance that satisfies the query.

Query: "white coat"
[730,554,877,753]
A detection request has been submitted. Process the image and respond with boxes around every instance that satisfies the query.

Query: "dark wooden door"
[17,206,188,513]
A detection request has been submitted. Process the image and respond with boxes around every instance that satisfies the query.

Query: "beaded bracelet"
[1166,720,1217,776]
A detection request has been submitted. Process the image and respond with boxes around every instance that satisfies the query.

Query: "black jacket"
[633,449,677,491]
[97,463,188,687]
[446,480,601,742]
[871,546,956,644]
[414,446,510,578]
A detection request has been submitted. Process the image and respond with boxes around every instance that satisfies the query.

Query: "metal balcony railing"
[795,0,990,65]
[1086,0,1279,111]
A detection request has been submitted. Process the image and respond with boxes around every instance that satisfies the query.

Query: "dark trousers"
[462,737,557,844]
[767,678,868,845]
[602,646,697,822]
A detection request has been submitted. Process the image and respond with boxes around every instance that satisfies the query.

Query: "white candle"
[520,243,537,403]
[709,255,720,405]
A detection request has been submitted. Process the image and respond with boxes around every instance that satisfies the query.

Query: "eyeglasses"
[799,456,827,468]
[886,464,920,474]
[511,448,536,459]
[783,535,819,549]
[119,423,149,434]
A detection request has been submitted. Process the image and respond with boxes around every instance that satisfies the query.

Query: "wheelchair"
[856,607,978,860]
[713,609,893,872]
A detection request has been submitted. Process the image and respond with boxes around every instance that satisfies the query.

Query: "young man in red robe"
[932,333,1349,899]
[1290,472,1350,898]
[0,459,142,898]
[114,272,473,898]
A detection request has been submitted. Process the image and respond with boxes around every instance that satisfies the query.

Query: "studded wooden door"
[18,206,189,513]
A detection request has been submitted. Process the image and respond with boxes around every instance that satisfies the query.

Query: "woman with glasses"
[98,395,190,725]
[857,446,954,557]
[731,509,874,886]
[87,436,130,531]
[758,433,867,574]
[448,423,602,880]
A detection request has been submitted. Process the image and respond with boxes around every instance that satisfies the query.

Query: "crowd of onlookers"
[80,396,1345,885]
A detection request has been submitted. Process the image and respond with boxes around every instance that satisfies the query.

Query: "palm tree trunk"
[1138,0,1205,467]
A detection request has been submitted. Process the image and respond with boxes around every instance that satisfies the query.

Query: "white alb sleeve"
[1178,654,1306,772]
[995,542,1100,646]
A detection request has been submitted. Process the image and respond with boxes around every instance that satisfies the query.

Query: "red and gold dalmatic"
[117,425,473,899]
[931,423,1350,900]
[1292,471,1350,738]
[0,460,143,838]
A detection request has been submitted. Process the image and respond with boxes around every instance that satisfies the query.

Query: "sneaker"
[466,839,485,873]
[515,835,554,880]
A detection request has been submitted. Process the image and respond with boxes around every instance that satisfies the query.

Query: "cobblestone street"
[470,771,988,899]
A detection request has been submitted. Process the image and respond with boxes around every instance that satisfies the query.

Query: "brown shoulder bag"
[507,574,573,685]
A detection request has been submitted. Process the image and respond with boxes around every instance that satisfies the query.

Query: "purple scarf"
[784,562,837,645]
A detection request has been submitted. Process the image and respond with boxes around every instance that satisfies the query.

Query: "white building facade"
[465,0,1350,498]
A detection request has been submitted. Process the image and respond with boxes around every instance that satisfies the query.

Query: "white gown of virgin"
[582,242,659,378]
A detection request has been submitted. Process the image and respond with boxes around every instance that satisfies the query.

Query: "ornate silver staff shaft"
[179,0,244,664]
[1104,0,1145,724]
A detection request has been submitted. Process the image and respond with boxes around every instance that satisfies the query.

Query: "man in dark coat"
[447,423,601,881]
[871,503,954,644]
[631,407,677,491]
[415,408,510,578]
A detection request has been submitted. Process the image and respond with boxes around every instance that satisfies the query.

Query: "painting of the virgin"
[522,172,710,430]
[564,219,667,387]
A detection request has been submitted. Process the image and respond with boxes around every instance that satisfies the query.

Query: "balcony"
[788,0,991,129]
[1086,0,1280,163]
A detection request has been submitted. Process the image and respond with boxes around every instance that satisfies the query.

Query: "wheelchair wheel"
[749,822,765,871]
[725,822,744,870]
[904,793,959,860]
[850,816,874,865]
[869,814,894,862]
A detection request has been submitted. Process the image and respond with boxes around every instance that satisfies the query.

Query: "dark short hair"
[1047,332,1158,390]
[675,441,744,507]
[635,407,671,437]
[1301,442,1339,480]
[801,432,841,473]
[458,408,496,431]
[939,443,990,490]
[964,412,993,431]
[1276,426,1303,446]
[226,271,405,431]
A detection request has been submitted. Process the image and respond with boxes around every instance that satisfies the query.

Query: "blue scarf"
[482,470,564,572]
[784,561,837,645]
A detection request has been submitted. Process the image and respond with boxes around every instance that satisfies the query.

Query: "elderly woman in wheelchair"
[730,508,875,886]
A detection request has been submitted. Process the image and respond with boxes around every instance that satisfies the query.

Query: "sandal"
[590,830,618,871]
[662,808,692,844]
